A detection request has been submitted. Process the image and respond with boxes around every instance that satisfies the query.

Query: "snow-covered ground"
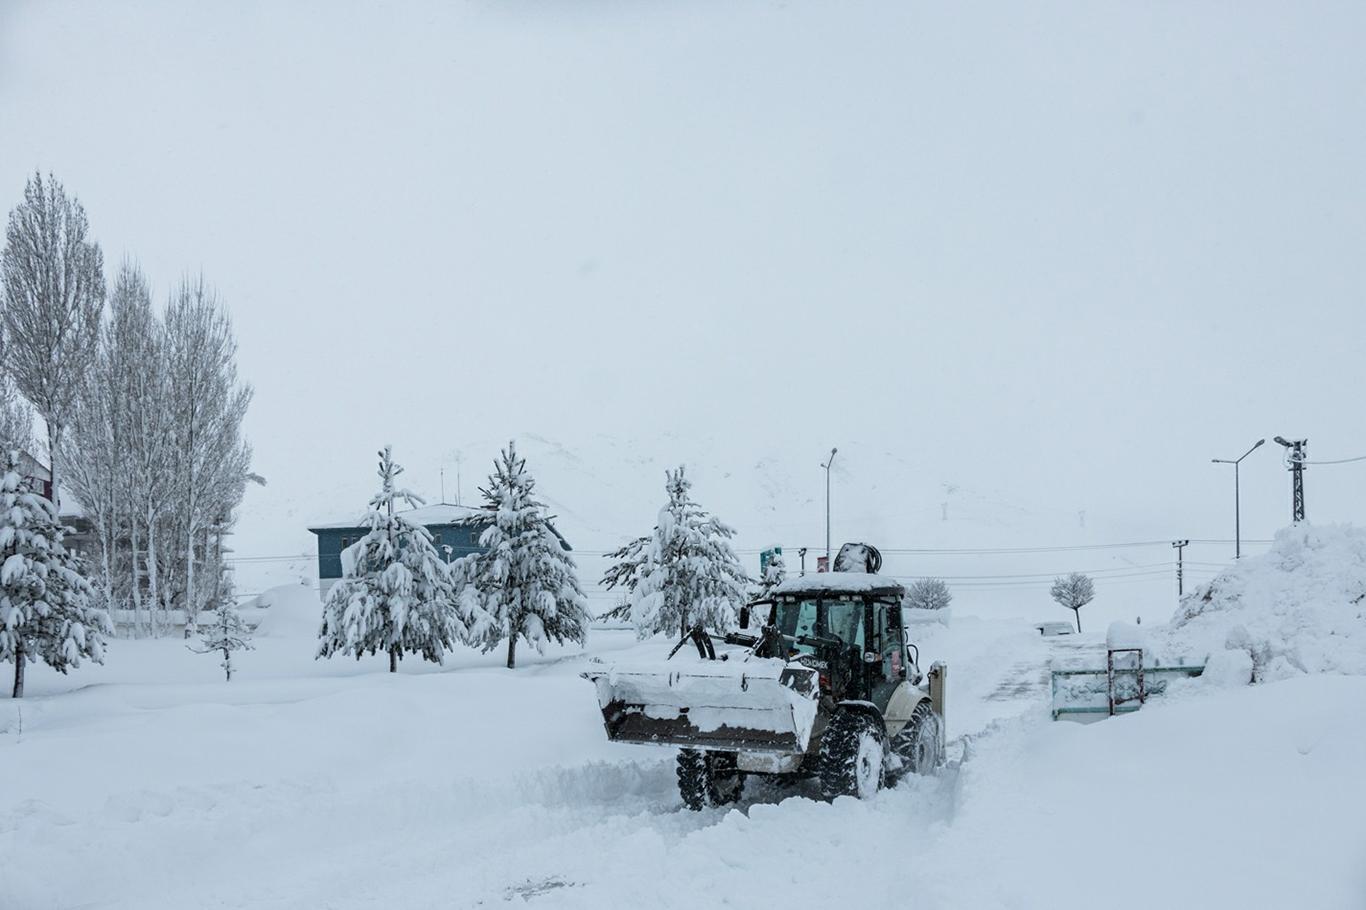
[5,584,1364,909]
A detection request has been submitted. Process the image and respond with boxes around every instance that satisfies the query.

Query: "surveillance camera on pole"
[1273,436,1308,522]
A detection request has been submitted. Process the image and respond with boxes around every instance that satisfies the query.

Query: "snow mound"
[246,583,322,639]
[1171,523,1366,681]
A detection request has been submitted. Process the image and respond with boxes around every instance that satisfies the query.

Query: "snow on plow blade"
[583,658,819,754]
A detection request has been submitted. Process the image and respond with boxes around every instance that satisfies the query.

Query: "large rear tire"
[890,701,943,779]
[677,749,745,811]
[819,711,886,800]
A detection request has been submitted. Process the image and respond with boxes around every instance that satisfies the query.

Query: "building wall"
[313,523,489,599]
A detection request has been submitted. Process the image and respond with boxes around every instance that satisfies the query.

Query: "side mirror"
[739,605,750,629]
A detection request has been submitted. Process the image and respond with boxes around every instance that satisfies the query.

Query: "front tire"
[819,711,886,800]
[891,701,943,778]
[677,749,745,811]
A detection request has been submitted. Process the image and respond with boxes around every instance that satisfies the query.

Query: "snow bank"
[1106,620,1146,651]
[1170,523,1366,681]
[246,583,322,639]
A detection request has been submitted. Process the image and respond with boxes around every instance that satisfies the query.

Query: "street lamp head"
[831,447,838,456]
[1253,439,1265,448]
[1274,436,1290,447]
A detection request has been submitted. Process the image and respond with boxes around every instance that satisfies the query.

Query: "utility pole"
[1212,438,1265,559]
[1273,437,1308,522]
[821,448,838,560]
[1171,540,1189,597]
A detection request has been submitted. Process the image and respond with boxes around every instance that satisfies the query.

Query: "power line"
[1303,454,1366,465]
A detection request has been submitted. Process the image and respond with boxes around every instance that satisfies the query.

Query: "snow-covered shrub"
[0,450,110,697]
[317,447,472,672]
[454,442,589,669]
[1171,523,1366,682]
[905,578,952,612]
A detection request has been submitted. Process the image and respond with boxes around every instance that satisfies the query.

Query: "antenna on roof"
[440,466,446,504]
[454,452,464,506]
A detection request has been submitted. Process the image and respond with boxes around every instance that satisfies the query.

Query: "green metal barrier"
[1050,652,1205,720]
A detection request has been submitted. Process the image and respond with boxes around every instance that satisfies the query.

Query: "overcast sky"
[3,1,1365,609]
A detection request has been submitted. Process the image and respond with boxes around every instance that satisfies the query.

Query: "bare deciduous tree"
[1051,572,1095,633]
[0,173,105,499]
[0,372,32,455]
[163,277,253,634]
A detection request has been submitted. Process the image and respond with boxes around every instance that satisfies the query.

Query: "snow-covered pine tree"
[905,577,952,612]
[1051,572,1095,633]
[191,601,253,681]
[759,548,786,597]
[455,442,589,669]
[317,447,468,672]
[629,467,751,639]
[0,449,109,697]
[598,534,650,622]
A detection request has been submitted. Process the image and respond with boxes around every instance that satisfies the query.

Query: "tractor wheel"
[677,749,745,811]
[891,701,943,778]
[819,710,886,800]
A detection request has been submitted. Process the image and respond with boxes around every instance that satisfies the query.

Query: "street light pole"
[1212,438,1265,559]
[821,447,838,561]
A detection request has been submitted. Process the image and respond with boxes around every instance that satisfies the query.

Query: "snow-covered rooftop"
[308,503,489,531]
[772,572,904,597]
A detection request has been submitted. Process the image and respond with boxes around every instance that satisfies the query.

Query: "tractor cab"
[748,573,920,709]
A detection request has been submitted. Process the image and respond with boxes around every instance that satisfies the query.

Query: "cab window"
[824,601,865,649]
[774,598,820,654]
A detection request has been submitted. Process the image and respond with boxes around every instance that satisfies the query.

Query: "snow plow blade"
[582,659,820,754]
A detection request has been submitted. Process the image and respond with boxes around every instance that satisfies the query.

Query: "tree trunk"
[99,512,115,635]
[129,519,145,638]
[184,521,198,637]
[11,642,24,698]
[146,511,162,637]
[506,633,517,670]
[1073,608,1082,634]
[223,646,231,682]
[389,648,398,673]
[45,421,60,511]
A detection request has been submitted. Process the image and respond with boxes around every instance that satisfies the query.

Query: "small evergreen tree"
[317,447,469,672]
[598,534,649,623]
[758,548,786,598]
[455,442,589,669]
[905,578,952,612]
[190,601,253,681]
[1051,572,1095,633]
[629,467,751,639]
[0,449,109,697]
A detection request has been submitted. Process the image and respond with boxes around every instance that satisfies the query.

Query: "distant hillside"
[229,430,1246,627]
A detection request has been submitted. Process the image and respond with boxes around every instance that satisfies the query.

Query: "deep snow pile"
[245,583,322,638]
[1172,523,1366,682]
